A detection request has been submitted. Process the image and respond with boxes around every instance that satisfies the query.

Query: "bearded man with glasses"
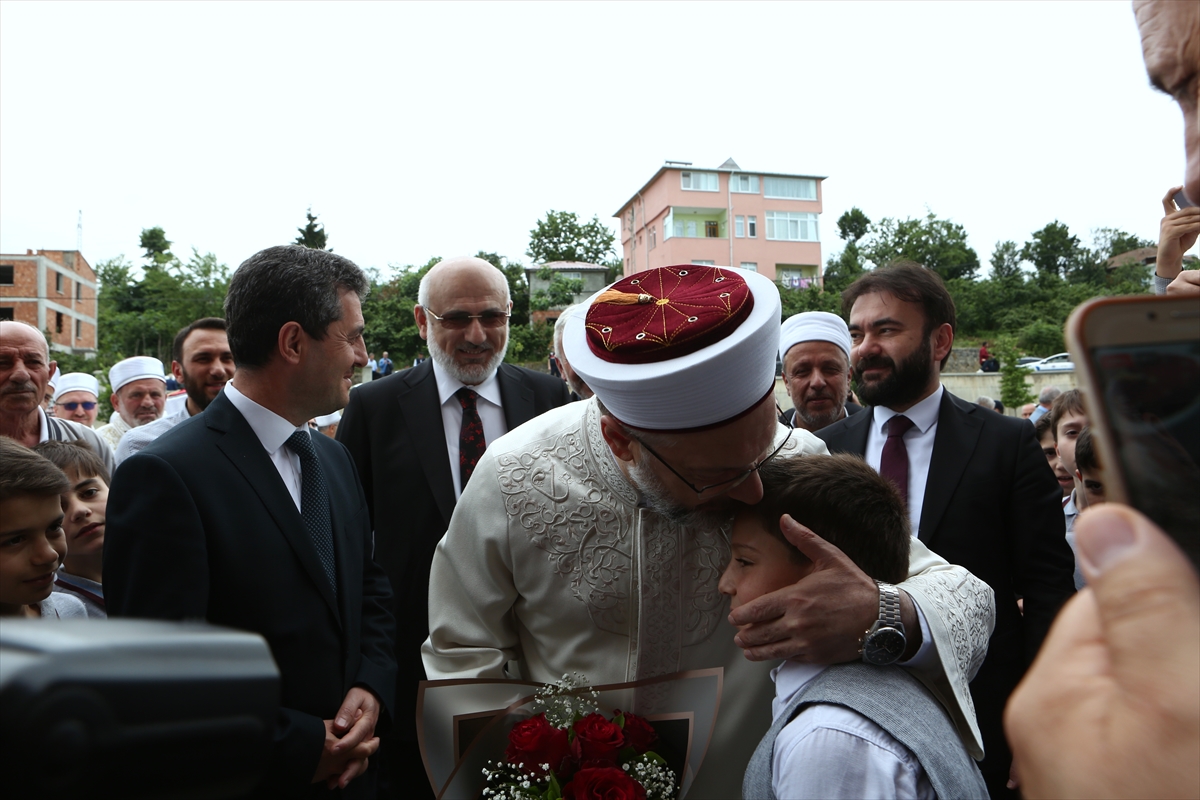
[337,255,571,797]
[422,265,995,799]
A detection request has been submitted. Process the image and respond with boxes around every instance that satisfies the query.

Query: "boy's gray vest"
[743,662,988,799]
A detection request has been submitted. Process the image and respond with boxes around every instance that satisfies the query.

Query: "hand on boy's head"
[728,515,879,663]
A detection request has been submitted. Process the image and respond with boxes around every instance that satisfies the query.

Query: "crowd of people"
[1,2,1197,798]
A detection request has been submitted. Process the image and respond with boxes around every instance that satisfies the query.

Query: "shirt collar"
[224,381,308,455]
[37,405,49,443]
[431,357,503,409]
[771,659,830,697]
[872,384,945,435]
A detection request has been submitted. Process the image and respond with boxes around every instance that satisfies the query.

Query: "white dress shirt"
[224,382,310,512]
[865,385,945,536]
[431,359,508,499]
[771,660,936,800]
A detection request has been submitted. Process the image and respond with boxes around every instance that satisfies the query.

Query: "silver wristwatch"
[860,580,907,666]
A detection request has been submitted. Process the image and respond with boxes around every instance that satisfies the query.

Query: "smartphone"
[1174,189,1196,209]
[1066,295,1200,568]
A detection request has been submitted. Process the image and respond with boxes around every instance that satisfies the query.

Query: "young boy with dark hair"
[1073,427,1107,508]
[34,440,110,617]
[1035,414,1075,500]
[725,453,987,800]
[1049,389,1089,589]
[0,437,87,619]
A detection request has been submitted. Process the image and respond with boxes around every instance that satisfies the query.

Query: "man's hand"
[1166,269,1200,296]
[311,687,383,789]
[728,515,918,663]
[1004,505,1200,799]
[1156,186,1200,282]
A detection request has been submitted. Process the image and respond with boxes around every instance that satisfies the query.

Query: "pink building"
[614,158,825,287]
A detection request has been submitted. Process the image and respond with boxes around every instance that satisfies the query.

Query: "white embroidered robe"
[423,399,994,799]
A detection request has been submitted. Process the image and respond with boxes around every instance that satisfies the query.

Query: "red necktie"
[456,388,486,491]
[879,414,915,508]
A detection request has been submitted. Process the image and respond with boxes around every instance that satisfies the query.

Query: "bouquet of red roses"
[481,674,677,800]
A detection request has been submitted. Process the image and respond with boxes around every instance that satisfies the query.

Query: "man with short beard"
[337,255,570,797]
[815,260,1075,799]
[114,318,236,464]
[777,311,863,431]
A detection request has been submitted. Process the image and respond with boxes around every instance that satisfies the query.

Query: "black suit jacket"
[336,360,571,741]
[817,389,1075,779]
[105,393,397,797]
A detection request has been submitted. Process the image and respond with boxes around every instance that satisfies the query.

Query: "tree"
[837,207,871,243]
[1091,227,1155,261]
[995,336,1036,409]
[1021,221,1082,278]
[530,267,584,311]
[295,207,328,250]
[989,240,1024,280]
[475,251,532,327]
[861,211,980,281]
[527,210,616,265]
[139,227,173,266]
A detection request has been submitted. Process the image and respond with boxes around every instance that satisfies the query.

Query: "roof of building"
[614,159,829,217]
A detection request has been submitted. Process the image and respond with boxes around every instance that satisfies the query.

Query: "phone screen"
[1089,339,1200,566]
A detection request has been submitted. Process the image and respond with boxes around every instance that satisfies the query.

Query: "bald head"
[415,256,512,385]
[418,256,510,309]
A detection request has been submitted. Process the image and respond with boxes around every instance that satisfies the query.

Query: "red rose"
[563,767,647,800]
[573,713,626,764]
[618,712,658,752]
[506,713,571,775]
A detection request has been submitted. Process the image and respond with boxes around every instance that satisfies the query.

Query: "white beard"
[428,337,508,386]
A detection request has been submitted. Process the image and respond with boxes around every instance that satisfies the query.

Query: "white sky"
[0,1,1189,280]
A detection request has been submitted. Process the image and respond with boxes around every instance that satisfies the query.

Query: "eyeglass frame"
[628,405,794,496]
[421,307,511,329]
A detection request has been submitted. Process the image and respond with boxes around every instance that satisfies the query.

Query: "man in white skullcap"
[314,409,341,438]
[423,265,994,799]
[778,311,863,432]
[552,304,592,400]
[96,356,167,450]
[0,320,115,472]
[53,372,102,428]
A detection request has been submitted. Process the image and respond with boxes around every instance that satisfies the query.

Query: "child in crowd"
[724,453,987,800]
[34,440,110,617]
[0,437,87,619]
[1035,414,1074,500]
[1049,389,1089,589]
[1073,427,1107,507]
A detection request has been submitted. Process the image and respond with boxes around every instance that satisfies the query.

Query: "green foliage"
[1092,227,1154,260]
[989,240,1023,279]
[836,207,871,243]
[823,241,866,294]
[506,320,554,365]
[527,210,616,265]
[359,257,438,361]
[139,227,173,266]
[475,251,531,327]
[1021,221,1082,278]
[295,207,329,250]
[778,283,841,318]
[860,211,980,281]
[995,336,1036,409]
[530,266,584,311]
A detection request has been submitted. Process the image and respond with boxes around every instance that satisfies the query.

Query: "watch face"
[863,627,906,665]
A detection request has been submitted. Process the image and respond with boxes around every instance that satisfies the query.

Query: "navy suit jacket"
[336,360,571,741]
[105,392,397,797]
[817,389,1075,776]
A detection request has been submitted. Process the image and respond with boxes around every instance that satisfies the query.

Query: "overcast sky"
[0,1,1189,280]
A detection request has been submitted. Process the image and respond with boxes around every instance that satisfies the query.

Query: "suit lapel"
[205,395,341,623]
[819,403,872,454]
[497,363,536,433]
[396,361,457,524]
[918,392,984,546]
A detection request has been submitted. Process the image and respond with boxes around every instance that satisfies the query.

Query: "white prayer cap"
[564,265,781,431]
[109,356,167,394]
[53,373,101,403]
[314,410,342,428]
[48,367,61,389]
[779,311,852,363]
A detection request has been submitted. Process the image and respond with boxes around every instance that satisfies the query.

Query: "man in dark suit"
[337,255,570,794]
[815,261,1075,799]
[106,245,397,798]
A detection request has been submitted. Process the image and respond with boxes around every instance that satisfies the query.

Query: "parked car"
[1020,353,1075,372]
[1016,356,1042,366]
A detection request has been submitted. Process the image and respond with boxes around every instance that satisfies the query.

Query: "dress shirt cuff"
[898,596,936,669]
[1154,274,1172,295]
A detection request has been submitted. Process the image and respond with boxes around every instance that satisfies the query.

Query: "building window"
[764,176,817,200]
[740,262,758,272]
[778,267,818,289]
[735,216,744,238]
[766,211,819,241]
[691,260,716,266]
[0,307,13,321]
[748,216,757,238]
[55,311,63,333]
[56,272,63,293]
[560,272,582,281]
[76,282,82,301]
[730,174,759,193]
[705,220,720,238]
[75,319,82,339]
[0,265,13,285]
[681,171,719,191]
[649,227,656,250]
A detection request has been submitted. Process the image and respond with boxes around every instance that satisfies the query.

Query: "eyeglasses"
[629,407,794,496]
[57,401,97,411]
[423,308,510,330]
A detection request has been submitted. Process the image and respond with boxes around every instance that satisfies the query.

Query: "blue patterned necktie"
[285,430,338,594]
